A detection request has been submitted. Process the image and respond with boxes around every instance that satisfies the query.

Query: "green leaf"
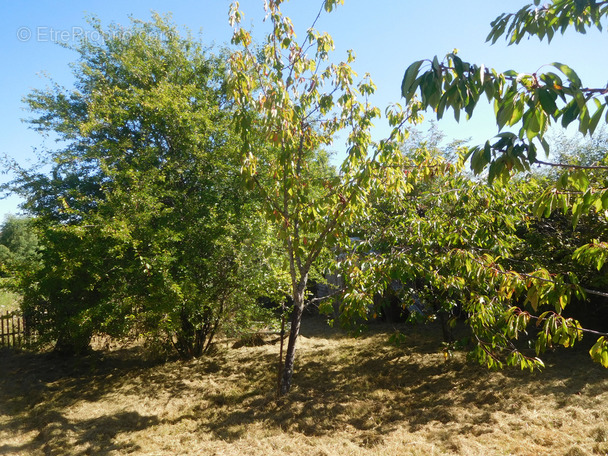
[324,0,344,12]
[540,137,550,156]
[588,104,606,135]
[401,60,424,102]
[526,286,539,311]
[525,111,541,141]
[572,201,585,228]
[590,337,608,368]
[538,89,558,116]
[497,100,515,130]
[578,104,590,134]
[527,142,537,163]
[601,191,608,210]
[551,62,582,88]
[561,100,580,128]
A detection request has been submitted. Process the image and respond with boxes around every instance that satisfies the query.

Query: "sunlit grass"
[0,289,20,312]
[0,316,607,455]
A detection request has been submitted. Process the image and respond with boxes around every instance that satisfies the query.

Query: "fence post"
[1,311,5,346]
[16,314,21,347]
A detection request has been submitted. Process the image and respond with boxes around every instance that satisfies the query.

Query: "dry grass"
[1,315,608,455]
[0,290,20,312]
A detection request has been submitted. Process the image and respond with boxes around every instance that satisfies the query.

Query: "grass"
[1,315,608,455]
[0,289,20,313]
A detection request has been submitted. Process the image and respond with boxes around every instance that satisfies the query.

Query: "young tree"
[400,0,608,367]
[228,0,412,394]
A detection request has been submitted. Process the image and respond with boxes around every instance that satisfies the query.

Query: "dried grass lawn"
[1,315,608,456]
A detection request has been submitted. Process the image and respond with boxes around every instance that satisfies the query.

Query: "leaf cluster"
[488,0,608,45]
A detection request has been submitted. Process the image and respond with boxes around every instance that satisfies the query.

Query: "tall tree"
[8,15,283,355]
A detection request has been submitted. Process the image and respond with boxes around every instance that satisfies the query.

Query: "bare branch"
[535,159,608,170]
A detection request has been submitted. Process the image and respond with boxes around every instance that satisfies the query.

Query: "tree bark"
[280,286,305,395]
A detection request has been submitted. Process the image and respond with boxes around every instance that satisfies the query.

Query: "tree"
[400,0,608,367]
[228,0,412,394]
[7,15,283,355]
[0,215,38,279]
[340,137,551,362]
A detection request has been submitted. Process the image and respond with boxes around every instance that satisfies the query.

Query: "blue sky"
[2,0,608,220]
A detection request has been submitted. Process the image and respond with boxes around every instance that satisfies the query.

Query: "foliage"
[343,143,543,368]
[400,0,608,368]
[228,0,412,393]
[0,215,39,280]
[7,15,283,356]
[518,134,608,296]
[487,0,608,45]
[21,225,127,354]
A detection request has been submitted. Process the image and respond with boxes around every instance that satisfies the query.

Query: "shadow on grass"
[191,316,608,444]
[0,347,163,455]
[1,315,607,453]
[0,410,158,456]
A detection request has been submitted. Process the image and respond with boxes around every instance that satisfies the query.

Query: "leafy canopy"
[8,14,283,356]
[400,0,608,368]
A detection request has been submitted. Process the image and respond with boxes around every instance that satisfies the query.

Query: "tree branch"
[535,159,608,170]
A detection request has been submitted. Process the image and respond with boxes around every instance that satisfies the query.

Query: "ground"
[0,290,19,312]
[1,315,607,456]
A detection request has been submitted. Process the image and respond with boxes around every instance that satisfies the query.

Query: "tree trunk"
[280,286,305,395]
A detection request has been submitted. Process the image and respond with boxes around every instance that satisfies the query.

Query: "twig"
[535,159,608,170]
